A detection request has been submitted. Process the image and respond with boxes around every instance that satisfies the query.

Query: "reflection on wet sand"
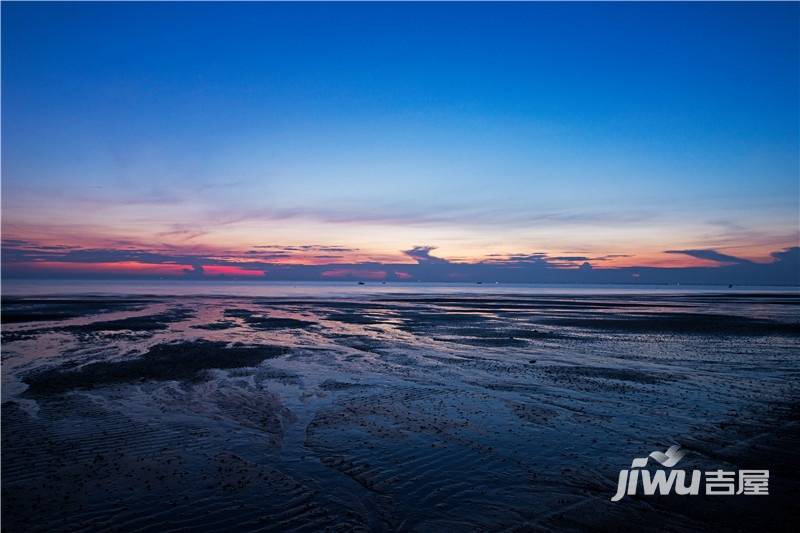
[2,292,799,531]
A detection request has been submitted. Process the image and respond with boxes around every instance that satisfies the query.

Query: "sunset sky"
[2,3,798,282]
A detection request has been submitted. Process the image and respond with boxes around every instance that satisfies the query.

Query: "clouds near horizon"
[2,238,797,286]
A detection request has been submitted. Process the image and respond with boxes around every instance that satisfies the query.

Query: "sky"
[2,2,798,284]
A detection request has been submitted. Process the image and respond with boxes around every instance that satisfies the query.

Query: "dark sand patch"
[190,320,238,330]
[433,335,529,348]
[1,330,40,343]
[2,307,194,342]
[398,310,493,324]
[394,310,501,343]
[324,312,387,325]
[1,298,153,324]
[479,381,540,392]
[58,307,194,334]
[377,296,685,310]
[541,364,669,385]
[433,325,570,348]
[200,382,294,444]
[253,365,301,385]
[440,326,556,340]
[23,340,288,394]
[257,299,396,310]
[328,333,387,353]
[319,379,373,391]
[509,401,559,426]
[542,312,800,336]
[224,308,316,330]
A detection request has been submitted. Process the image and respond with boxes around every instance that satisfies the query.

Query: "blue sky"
[2,2,798,281]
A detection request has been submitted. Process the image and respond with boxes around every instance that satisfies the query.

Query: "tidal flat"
[2,291,799,531]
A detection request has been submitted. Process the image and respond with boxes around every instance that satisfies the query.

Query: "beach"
[2,285,799,531]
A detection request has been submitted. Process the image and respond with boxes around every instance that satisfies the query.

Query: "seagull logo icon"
[630,445,686,468]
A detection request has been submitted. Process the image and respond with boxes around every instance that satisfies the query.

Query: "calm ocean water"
[2,279,797,297]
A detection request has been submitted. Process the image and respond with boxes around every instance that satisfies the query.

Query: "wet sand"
[2,292,799,531]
